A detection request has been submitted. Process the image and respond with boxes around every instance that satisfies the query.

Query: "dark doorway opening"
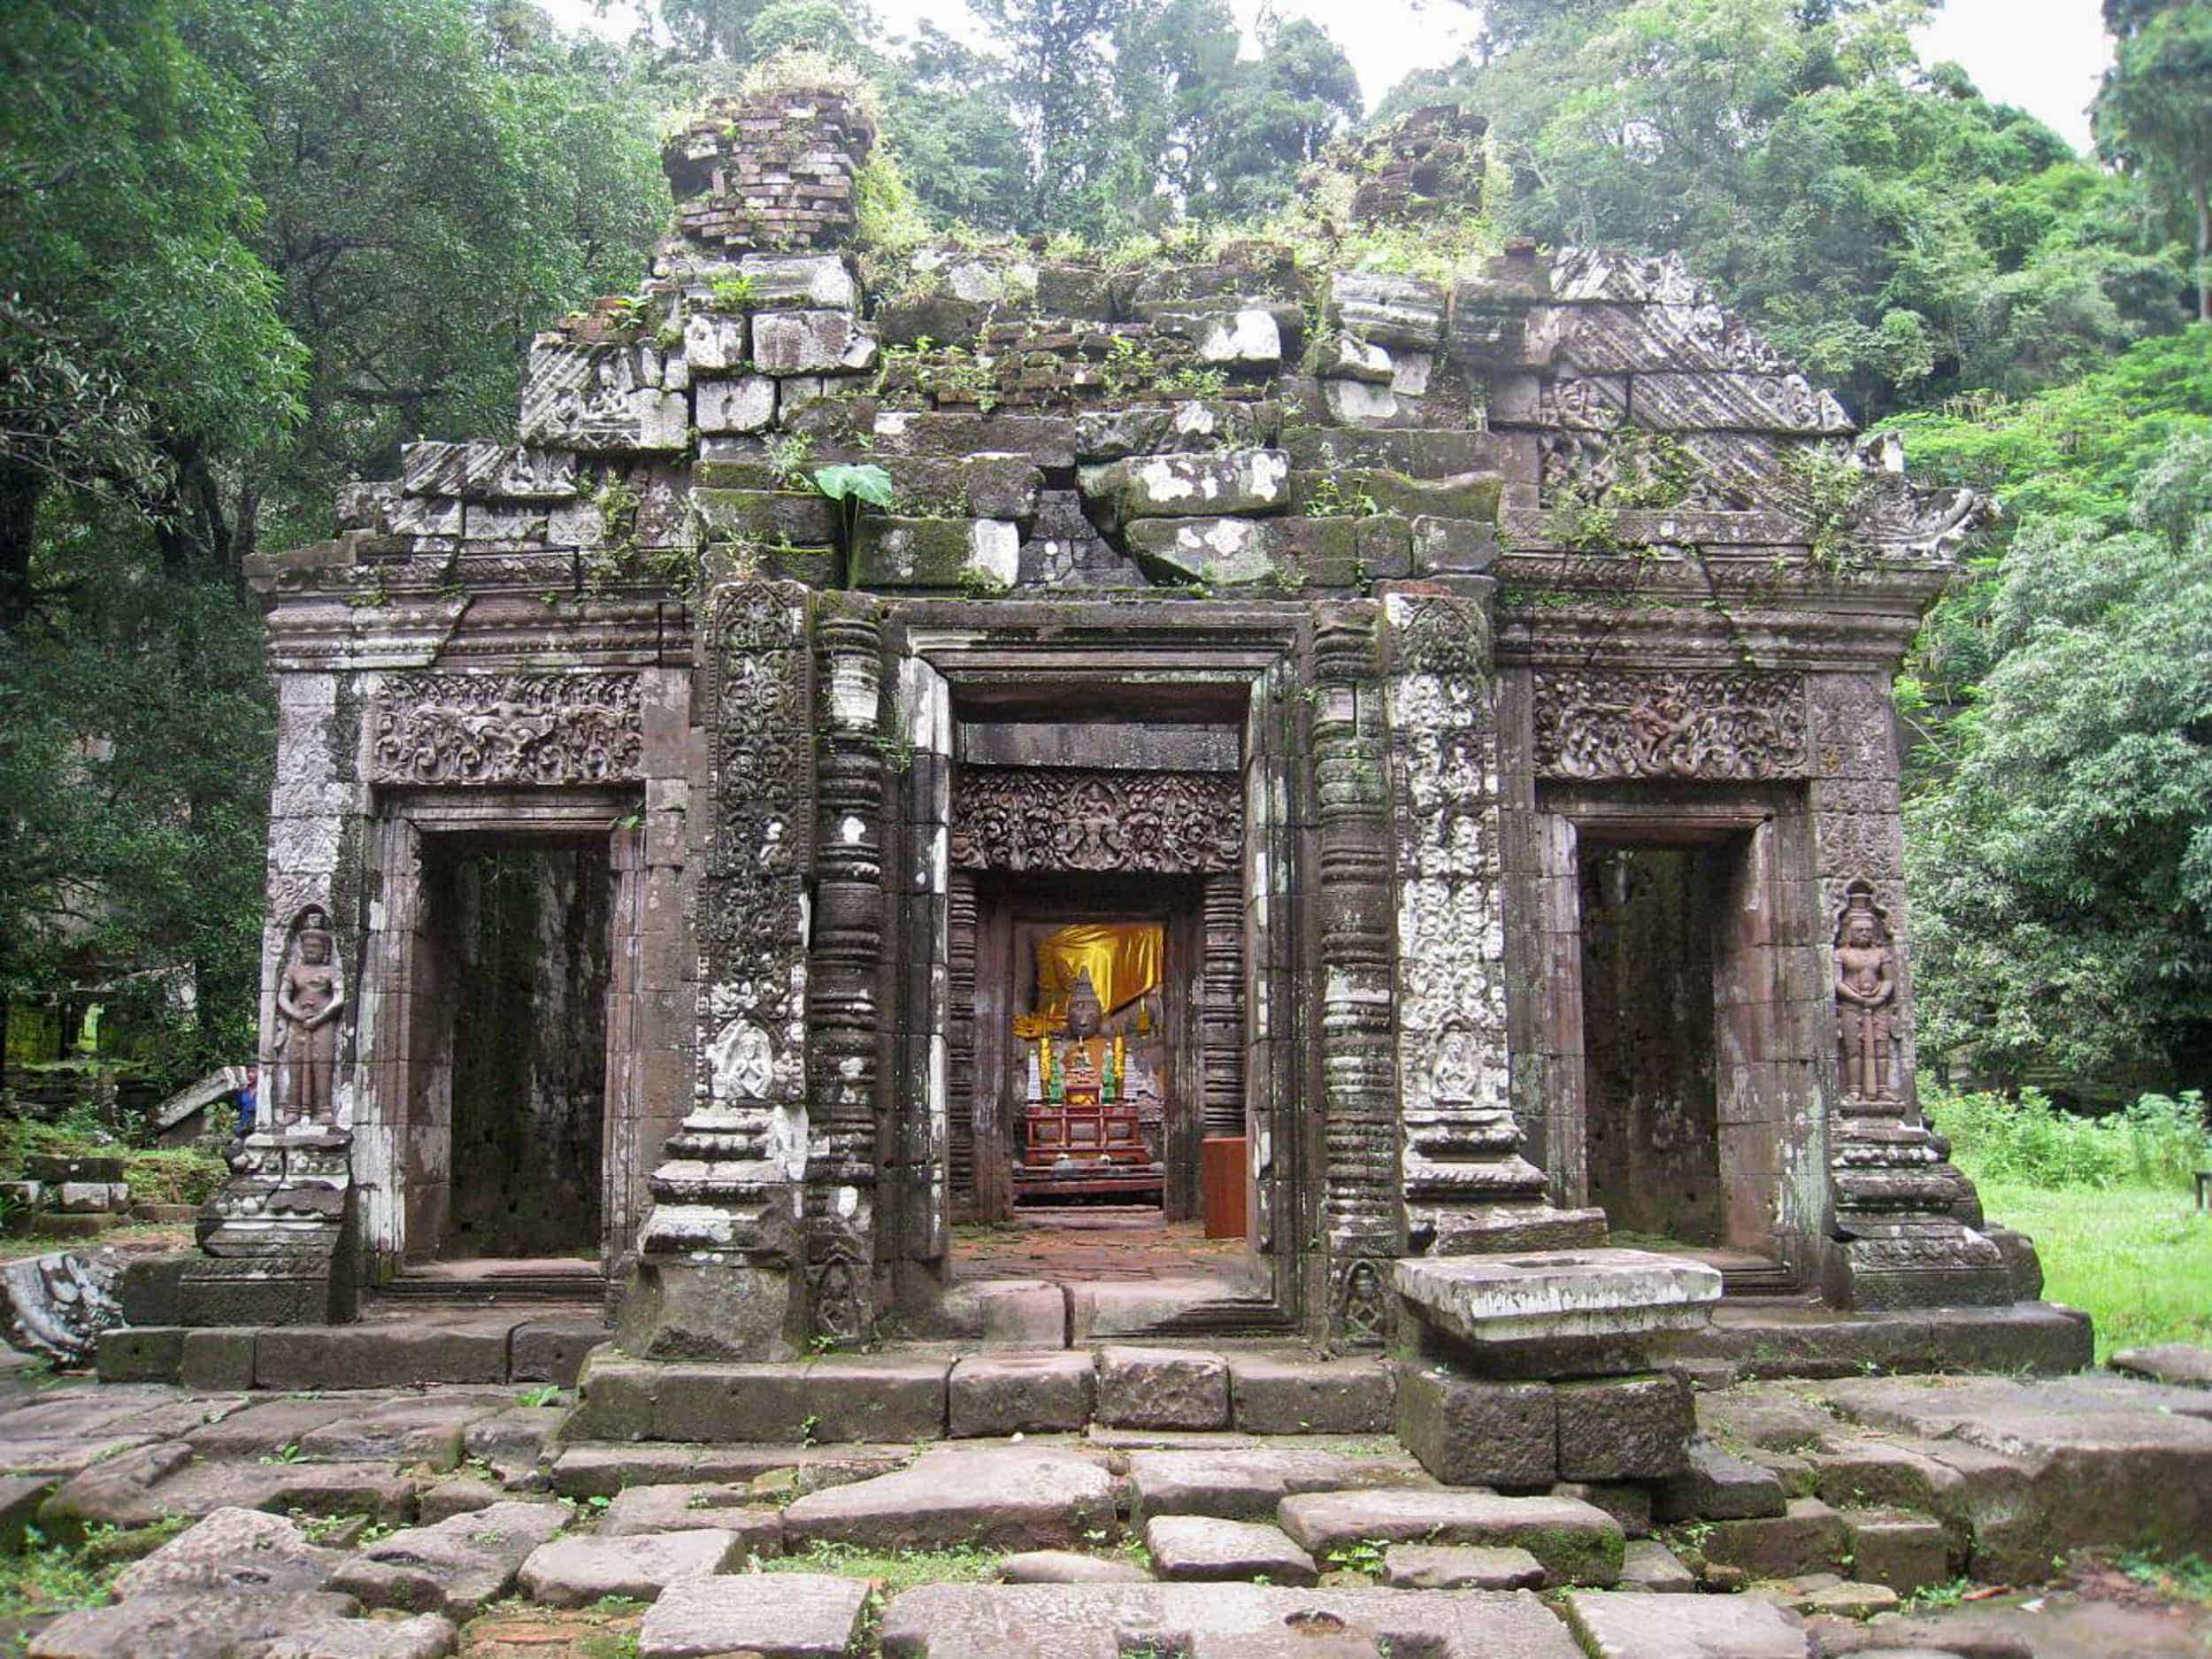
[1578,845,1727,1248]
[431,840,610,1261]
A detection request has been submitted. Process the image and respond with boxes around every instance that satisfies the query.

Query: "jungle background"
[1,0,2208,1344]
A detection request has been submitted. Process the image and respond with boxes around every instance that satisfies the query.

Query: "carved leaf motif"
[1532,670,1808,780]
[950,768,1242,874]
[369,672,643,786]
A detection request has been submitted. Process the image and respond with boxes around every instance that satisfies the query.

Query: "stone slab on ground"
[637,1571,869,1658]
[1144,1515,1317,1586]
[1129,1448,1432,1522]
[598,1481,782,1554]
[23,1591,369,1659]
[949,1352,1095,1437]
[180,1394,373,1457]
[998,1550,1153,1584]
[1276,1489,1623,1586]
[0,1474,56,1550]
[418,1475,505,1523]
[1824,1601,2212,1659]
[1225,1354,1394,1435]
[1561,1589,1810,1659]
[38,1443,415,1536]
[509,1319,604,1386]
[1839,1507,1951,1594]
[518,1528,749,1606]
[877,1582,1585,1659]
[549,1440,908,1499]
[294,1392,511,1469]
[326,1499,568,1619]
[109,1507,342,1597]
[1618,1540,1697,1594]
[1381,1543,1545,1590]
[2111,1345,2212,1388]
[463,1404,565,1479]
[227,1612,459,1659]
[780,1444,1116,1551]
[1095,1346,1231,1430]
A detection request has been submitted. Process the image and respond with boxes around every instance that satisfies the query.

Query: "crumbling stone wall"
[244,73,2019,1345]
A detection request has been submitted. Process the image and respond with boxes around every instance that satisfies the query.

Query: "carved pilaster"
[806,595,886,1344]
[1809,672,2016,1310]
[1384,594,1587,1256]
[618,580,813,1359]
[1311,605,1402,1345]
[1200,875,1246,1141]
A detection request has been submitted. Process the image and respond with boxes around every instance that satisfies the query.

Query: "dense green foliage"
[1927,1084,2211,1189]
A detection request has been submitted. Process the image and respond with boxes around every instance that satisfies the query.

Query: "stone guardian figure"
[273,906,346,1125]
[1832,881,1899,1102]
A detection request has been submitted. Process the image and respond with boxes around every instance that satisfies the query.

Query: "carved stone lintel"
[368,672,644,787]
[950,768,1241,874]
[1532,669,1808,780]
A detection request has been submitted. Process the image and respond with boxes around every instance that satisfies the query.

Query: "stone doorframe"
[350,786,646,1281]
[877,599,1387,1341]
[1516,781,1832,1286]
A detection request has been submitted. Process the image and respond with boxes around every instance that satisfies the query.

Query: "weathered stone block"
[328,1500,569,1620]
[1561,1589,1808,1659]
[1071,400,1279,461]
[511,1319,605,1386]
[1194,308,1283,367]
[871,410,1078,468]
[1144,1515,1316,1586]
[752,309,875,375]
[55,1182,129,1214]
[94,1326,183,1385]
[1555,1373,1694,1481]
[1227,1354,1394,1435]
[737,252,858,310]
[253,1323,511,1391]
[695,375,776,433]
[1412,513,1499,574]
[1129,1448,1432,1524]
[1382,1543,1545,1590]
[1323,377,1399,426]
[1331,272,1448,349]
[1839,1506,1951,1594]
[781,1445,1116,1552]
[949,1352,1095,1438]
[1617,1538,1697,1594]
[1079,449,1291,526]
[1096,1346,1231,1430]
[693,487,837,543]
[681,311,749,372]
[1277,1489,1621,1586]
[179,1327,257,1392]
[519,1528,750,1607]
[1656,1437,1787,1522]
[111,1507,342,1597]
[804,1355,949,1442]
[1699,1496,1847,1579]
[853,516,1019,589]
[639,1572,868,1659]
[1394,1368,1557,1487]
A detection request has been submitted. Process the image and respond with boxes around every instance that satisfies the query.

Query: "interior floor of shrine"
[949,1208,1244,1285]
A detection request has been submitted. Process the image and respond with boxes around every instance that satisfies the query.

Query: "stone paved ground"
[0,1363,2208,1657]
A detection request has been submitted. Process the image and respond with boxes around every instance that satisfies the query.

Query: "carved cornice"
[1532,668,1808,780]
[950,767,1241,874]
[368,671,644,786]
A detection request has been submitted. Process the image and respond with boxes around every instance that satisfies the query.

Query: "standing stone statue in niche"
[1833,881,1900,1102]
[273,907,346,1125]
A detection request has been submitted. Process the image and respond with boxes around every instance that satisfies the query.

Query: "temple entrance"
[1571,825,1797,1290]
[968,876,1204,1224]
[419,838,611,1263]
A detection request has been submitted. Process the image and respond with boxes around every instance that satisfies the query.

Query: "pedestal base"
[1823,1219,2016,1312]
[178,1130,357,1326]
[615,1252,803,1361]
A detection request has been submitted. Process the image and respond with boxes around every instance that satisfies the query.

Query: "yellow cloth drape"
[1016,923,1162,1038]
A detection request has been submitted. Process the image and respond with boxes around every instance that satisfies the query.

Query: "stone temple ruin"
[148,81,2055,1371]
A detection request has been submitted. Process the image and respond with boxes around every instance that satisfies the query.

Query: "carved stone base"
[1823,1218,2015,1312]
[179,1130,357,1326]
[616,1248,803,1361]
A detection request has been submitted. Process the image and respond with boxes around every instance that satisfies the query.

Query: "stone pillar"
[804,594,887,1343]
[1382,593,1601,1256]
[618,581,814,1358]
[887,654,954,1286]
[1809,672,2016,1309]
[1310,605,1402,1345]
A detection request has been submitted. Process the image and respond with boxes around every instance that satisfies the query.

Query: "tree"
[0,0,303,627]
[2096,3,2212,321]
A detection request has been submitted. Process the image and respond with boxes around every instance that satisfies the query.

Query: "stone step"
[96,1312,605,1390]
[1275,1489,1624,1586]
[572,1344,1397,1445]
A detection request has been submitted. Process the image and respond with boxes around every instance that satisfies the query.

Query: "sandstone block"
[111,1507,342,1598]
[803,1354,949,1442]
[326,1500,568,1619]
[1096,1347,1231,1430]
[752,310,874,375]
[1394,1368,1557,1487]
[1332,273,1448,349]
[1079,449,1291,526]
[1226,1354,1394,1435]
[1071,400,1279,461]
[180,1328,257,1392]
[1277,1490,1622,1586]
[780,1445,1115,1552]
[1195,309,1282,367]
[419,1475,505,1523]
[1561,1588,1809,1659]
[681,311,748,372]
[1129,1448,1432,1523]
[1144,1515,1316,1586]
[1382,1543,1544,1590]
[1555,1373,1694,1481]
[1839,1507,1951,1594]
[22,1591,375,1659]
[95,1327,183,1385]
[1700,1497,1847,1580]
[599,1484,782,1556]
[519,1528,749,1607]
[695,376,776,433]
[1619,1539,1698,1594]
[510,1320,604,1386]
[639,1571,869,1658]
[998,1550,1151,1584]
[949,1352,1094,1438]
[737,253,858,310]
[296,1394,509,1471]
[1658,1436,1788,1521]
[253,1324,512,1391]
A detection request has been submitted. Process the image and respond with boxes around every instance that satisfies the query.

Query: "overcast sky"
[545,0,2115,152]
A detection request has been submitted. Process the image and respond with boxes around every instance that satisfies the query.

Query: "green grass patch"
[757,1540,1008,1594]
[1973,1179,2212,1361]
[0,1532,125,1646]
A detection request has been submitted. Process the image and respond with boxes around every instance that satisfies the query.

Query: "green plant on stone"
[516,1385,563,1408]
[709,273,758,312]
[766,432,816,492]
[1330,1539,1388,1578]
[1784,445,1873,575]
[1304,475,1378,518]
[811,462,894,592]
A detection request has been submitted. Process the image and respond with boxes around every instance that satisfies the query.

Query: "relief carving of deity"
[1832,880,1900,1103]
[273,906,346,1125]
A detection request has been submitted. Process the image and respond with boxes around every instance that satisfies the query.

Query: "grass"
[1974,1179,2212,1361]
[756,1540,1009,1594]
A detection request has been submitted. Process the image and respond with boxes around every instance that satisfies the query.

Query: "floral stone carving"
[950,768,1241,874]
[1532,669,1808,780]
[368,672,644,787]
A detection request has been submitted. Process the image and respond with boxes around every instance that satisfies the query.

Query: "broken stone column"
[618,581,815,1359]
[1383,591,1604,1256]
